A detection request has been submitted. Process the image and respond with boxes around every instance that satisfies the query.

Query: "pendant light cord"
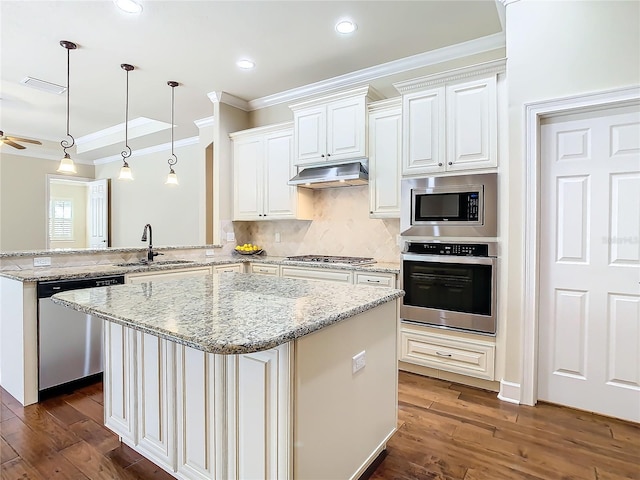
[121,65,133,162]
[168,81,178,170]
[61,45,75,153]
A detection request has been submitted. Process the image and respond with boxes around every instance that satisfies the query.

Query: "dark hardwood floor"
[1,371,638,479]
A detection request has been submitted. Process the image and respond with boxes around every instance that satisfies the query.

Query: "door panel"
[539,106,640,423]
[87,178,109,248]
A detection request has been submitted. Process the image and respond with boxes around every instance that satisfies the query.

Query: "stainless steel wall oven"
[400,242,497,335]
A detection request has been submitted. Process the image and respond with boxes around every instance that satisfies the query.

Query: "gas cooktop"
[285,255,376,266]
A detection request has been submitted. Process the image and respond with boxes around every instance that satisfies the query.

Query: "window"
[49,199,74,241]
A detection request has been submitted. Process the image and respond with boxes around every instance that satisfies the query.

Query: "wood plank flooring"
[1,371,638,480]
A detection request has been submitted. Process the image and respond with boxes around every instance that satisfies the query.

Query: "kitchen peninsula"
[51,272,403,480]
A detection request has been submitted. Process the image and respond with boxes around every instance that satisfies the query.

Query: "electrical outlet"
[275,232,281,243]
[33,257,52,267]
[352,350,366,374]
[226,232,235,242]
[205,249,215,257]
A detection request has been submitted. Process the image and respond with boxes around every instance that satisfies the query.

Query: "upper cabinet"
[395,59,506,176]
[290,86,382,166]
[231,123,313,221]
[368,98,402,218]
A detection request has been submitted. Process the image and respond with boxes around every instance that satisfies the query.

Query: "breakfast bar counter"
[50,273,403,480]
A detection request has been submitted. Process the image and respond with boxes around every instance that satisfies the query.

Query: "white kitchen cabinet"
[213,263,243,274]
[127,266,212,283]
[353,271,396,288]
[232,123,312,221]
[290,86,381,166]
[368,99,402,218]
[103,321,137,444]
[399,324,495,381]
[136,333,175,472]
[395,59,505,176]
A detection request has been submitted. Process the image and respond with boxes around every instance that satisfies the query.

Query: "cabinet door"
[175,345,218,480]
[104,321,136,444]
[136,333,175,472]
[446,76,497,171]
[294,106,326,165]
[369,107,401,218]
[280,266,352,283]
[213,263,243,273]
[264,130,296,219]
[402,87,445,175]
[233,136,264,219]
[327,96,366,161]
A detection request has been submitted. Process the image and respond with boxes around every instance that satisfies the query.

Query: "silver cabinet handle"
[438,163,443,166]
[435,351,452,357]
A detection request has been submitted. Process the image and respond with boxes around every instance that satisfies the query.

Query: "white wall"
[0,152,95,251]
[95,143,205,248]
[503,0,640,384]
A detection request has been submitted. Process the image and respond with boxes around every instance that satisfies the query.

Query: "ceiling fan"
[0,130,42,150]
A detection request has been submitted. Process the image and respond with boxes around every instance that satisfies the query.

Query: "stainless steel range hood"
[288,159,368,189]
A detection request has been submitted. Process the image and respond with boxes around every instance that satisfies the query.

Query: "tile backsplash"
[233,186,401,263]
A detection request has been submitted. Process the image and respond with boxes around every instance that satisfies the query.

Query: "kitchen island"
[52,272,403,480]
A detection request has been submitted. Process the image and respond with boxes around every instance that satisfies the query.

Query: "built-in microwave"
[401,173,497,237]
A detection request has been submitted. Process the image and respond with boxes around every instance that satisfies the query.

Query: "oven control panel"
[405,242,489,257]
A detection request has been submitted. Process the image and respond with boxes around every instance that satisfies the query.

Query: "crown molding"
[289,85,383,111]
[0,145,93,164]
[228,121,294,140]
[207,91,250,111]
[367,97,402,113]
[93,135,199,165]
[248,32,505,111]
[75,117,172,154]
[393,58,507,93]
[194,116,215,129]
[500,0,521,5]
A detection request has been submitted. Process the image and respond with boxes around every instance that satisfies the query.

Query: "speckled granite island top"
[51,273,404,355]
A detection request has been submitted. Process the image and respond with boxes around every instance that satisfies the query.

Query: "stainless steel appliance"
[401,173,497,237]
[401,242,497,335]
[38,275,125,397]
[288,159,369,189]
[285,255,376,265]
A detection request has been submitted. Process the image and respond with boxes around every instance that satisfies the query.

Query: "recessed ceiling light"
[236,59,255,70]
[335,20,357,34]
[114,0,142,14]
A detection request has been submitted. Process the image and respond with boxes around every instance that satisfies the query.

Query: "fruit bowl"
[234,249,263,256]
[234,244,263,255]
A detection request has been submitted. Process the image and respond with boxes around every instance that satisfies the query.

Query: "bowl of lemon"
[234,243,263,255]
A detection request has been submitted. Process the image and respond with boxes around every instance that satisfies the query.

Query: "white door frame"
[521,85,640,406]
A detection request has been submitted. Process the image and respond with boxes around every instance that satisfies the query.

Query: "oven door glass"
[403,260,492,316]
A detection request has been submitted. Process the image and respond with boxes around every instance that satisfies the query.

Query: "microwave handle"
[402,253,496,266]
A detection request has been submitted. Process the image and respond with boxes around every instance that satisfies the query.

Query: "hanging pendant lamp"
[118,64,135,180]
[57,40,77,174]
[165,81,179,185]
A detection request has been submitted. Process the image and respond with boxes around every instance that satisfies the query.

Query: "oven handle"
[401,253,496,266]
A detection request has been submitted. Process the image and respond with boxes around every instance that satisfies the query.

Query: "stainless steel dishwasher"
[37,275,125,397]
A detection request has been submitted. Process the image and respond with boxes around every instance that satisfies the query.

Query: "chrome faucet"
[141,224,162,261]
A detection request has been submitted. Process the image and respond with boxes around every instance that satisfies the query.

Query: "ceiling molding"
[393,58,507,93]
[93,135,199,165]
[248,32,506,111]
[75,117,171,153]
[194,116,215,129]
[494,0,506,31]
[207,91,250,111]
[0,145,94,164]
[500,0,521,5]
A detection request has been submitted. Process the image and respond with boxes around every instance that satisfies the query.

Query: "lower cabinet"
[213,263,243,274]
[399,324,495,381]
[280,266,353,283]
[104,324,291,480]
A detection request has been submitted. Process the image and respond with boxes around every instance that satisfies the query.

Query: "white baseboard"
[498,379,521,404]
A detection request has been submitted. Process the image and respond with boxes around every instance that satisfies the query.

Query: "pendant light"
[118,64,135,180]
[57,40,77,174]
[165,81,179,185]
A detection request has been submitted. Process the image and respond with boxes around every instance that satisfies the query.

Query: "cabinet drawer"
[280,266,352,283]
[400,327,495,380]
[354,272,395,288]
[250,263,279,276]
[127,267,212,283]
[213,263,243,274]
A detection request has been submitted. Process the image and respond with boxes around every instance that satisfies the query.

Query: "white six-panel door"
[538,105,640,423]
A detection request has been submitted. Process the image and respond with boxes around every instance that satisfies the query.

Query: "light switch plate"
[275,232,281,243]
[205,249,215,257]
[352,350,366,374]
[226,232,235,242]
[33,257,52,267]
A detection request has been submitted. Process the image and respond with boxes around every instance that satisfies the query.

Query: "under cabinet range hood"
[288,159,369,189]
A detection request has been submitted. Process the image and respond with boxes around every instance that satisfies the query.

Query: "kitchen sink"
[115,259,196,267]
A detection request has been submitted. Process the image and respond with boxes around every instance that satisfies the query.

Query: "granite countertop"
[0,245,223,258]
[51,273,404,354]
[0,256,400,282]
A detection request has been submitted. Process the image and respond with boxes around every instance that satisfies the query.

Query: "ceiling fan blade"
[7,136,42,145]
[2,139,26,149]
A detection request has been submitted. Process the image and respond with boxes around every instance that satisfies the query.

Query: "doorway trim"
[45,174,94,249]
[521,85,640,406]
